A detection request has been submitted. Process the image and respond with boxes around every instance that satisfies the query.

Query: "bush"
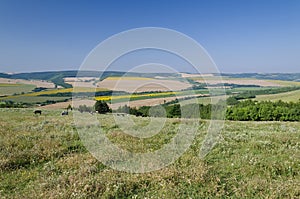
[226,96,239,105]
[95,100,111,114]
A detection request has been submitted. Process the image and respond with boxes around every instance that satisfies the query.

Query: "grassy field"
[0,109,299,198]
[266,80,300,87]
[254,89,300,102]
[179,95,228,105]
[0,83,36,96]
[0,87,109,98]
[4,96,71,104]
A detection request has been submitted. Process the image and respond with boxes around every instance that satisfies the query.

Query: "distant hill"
[0,71,180,88]
[221,73,300,82]
[2,70,300,88]
[0,73,11,78]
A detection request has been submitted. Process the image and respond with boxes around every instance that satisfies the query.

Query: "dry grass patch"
[0,78,55,88]
[195,78,281,87]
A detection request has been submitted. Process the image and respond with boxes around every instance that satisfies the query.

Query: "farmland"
[96,76,192,92]
[0,109,299,198]
[1,74,300,110]
[95,91,177,102]
[1,71,300,109]
[0,87,108,106]
[194,77,281,87]
[179,95,228,105]
[1,72,300,198]
[0,83,36,96]
[0,78,55,88]
[254,89,300,102]
[4,96,70,104]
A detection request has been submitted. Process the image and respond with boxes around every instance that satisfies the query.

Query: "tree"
[95,100,110,114]
[226,96,239,105]
[167,104,181,118]
[116,104,130,114]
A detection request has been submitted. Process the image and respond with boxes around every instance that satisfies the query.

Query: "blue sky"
[0,0,299,73]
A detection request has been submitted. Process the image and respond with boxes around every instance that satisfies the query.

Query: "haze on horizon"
[0,0,299,74]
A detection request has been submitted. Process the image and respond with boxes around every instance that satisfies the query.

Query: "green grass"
[2,96,70,103]
[0,84,36,96]
[266,80,300,86]
[254,89,300,102]
[230,86,276,92]
[179,95,228,105]
[179,87,300,105]
[0,108,299,198]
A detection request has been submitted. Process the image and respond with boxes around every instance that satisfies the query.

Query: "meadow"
[254,89,300,102]
[179,95,228,105]
[0,83,36,96]
[0,108,299,198]
[4,96,70,104]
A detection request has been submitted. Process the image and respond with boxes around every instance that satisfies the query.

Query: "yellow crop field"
[21,87,109,97]
[95,91,177,101]
[25,88,73,96]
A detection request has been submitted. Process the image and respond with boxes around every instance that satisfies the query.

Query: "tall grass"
[0,109,299,198]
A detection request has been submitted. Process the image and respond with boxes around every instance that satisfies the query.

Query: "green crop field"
[3,96,71,104]
[267,80,300,87]
[254,89,300,102]
[179,95,228,105]
[0,109,299,198]
[0,83,36,96]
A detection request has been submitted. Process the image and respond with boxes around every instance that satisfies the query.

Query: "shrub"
[95,100,111,114]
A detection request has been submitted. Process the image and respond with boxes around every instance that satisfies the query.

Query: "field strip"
[96,78,192,92]
[109,94,209,109]
[195,78,281,87]
[40,94,209,109]
[95,91,177,102]
[0,77,55,88]
[254,89,300,102]
[265,79,300,86]
[40,99,95,109]
[0,87,109,100]
[0,83,20,87]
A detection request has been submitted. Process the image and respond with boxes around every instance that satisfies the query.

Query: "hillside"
[0,71,181,88]
[0,109,299,198]
[221,73,300,82]
[254,89,300,102]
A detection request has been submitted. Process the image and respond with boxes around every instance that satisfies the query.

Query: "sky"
[0,0,299,73]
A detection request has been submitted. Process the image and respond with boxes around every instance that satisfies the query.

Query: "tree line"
[115,100,300,121]
[1,98,299,121]
[226,100,300,121]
